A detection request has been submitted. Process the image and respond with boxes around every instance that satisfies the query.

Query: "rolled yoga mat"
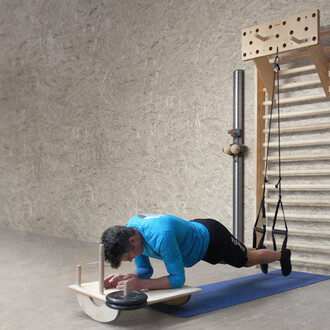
[150,270,330,317]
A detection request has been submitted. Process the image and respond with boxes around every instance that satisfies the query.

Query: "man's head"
[101,226,142,268]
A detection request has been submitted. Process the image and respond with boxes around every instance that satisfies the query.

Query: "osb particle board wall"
[0,0,329,243]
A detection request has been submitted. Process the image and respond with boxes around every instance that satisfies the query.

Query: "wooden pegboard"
[242,9,320,61]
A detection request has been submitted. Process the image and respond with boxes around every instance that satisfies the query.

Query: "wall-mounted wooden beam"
[309,44,329,97]
[253,56,274,97]
[254,67,267,242]
[242,9,320,61]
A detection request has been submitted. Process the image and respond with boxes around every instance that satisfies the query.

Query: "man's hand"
[117,275,143,291]
[104,273,137,289]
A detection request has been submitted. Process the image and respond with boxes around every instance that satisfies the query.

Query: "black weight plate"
[105,301,147,310]
[106,290,148,306]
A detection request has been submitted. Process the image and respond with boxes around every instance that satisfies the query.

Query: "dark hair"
[101,226,135,268]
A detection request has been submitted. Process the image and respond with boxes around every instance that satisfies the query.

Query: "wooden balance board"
[69,281,202,323]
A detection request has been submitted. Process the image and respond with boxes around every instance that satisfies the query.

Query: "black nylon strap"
[271,52,288,252]
[253,190,266,249]
[253,50,288,252]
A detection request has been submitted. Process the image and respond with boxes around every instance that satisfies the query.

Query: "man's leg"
[191,218,292,275]
[245,248,281,267]
[245,247,292,276]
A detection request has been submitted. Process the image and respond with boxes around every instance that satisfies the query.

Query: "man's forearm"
[117,274,173,291]
[140,276,171,290]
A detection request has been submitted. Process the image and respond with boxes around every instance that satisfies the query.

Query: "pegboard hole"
[269,47,273,51]
[312,36,316,41]
[312,13,316,18]
[276,34,280,38]
[283,43,287,48]
[305,27,309,31]
[282,21,286,25]
[256,28,259,33]
[249,41,253,45]
[243,53,247,57]
[256,50,259,54]
[297,17,301,22]
[243,32,247,36]
[290,30,294,35]
[269,24,272,29]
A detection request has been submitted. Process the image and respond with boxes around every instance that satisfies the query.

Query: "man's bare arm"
[117,275,171,290]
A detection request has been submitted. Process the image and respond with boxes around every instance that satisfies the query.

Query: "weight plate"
[105,301,147,311]
[106,290,148,306]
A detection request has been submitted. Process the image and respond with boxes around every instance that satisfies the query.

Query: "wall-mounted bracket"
[253,57,274,99]
[309,44,329,97]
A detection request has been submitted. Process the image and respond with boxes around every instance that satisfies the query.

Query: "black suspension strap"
[253,50,288,259]
[271,54,288,253]
[253,56,277,251]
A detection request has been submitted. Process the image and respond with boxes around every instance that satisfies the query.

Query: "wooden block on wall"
[309,44,329,97]
[242,9,320,61]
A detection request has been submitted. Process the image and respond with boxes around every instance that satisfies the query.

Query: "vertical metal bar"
[233,70,244,241]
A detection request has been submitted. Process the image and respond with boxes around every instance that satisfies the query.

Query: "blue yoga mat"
[150,270,329,317]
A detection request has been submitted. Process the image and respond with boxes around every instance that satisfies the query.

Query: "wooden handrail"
[263,107,330,119]
[262,122,330,133]
[263,93,327,106]
[262,139,330,148]
[265,198,330,206]
[263,169,330,176]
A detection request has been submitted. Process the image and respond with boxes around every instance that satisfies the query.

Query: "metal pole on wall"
[222,70,245,241]
[233,69,244,241]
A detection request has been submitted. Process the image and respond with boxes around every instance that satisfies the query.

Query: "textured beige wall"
[0,0,329,243]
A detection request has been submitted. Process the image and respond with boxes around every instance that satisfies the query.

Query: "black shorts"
[190,219,248,268]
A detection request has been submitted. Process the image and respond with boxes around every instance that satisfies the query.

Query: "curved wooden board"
[76,293,120,323]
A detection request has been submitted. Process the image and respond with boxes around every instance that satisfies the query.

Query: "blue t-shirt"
[125,214,210,288]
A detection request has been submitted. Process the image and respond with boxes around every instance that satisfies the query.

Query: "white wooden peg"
[99,244,105,295]
[255,33,267,41]
[124,281,130,297]
[290,35,305,44]
[76,265,82,287]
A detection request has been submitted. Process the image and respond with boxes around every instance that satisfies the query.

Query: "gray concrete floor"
[1,227,329,330]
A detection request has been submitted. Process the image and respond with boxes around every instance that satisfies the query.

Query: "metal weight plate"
[106,290,148,306]
[105,301,147,311]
